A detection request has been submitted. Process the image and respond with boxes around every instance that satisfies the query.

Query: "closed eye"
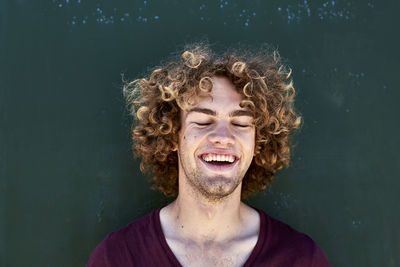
[232,123,250,128]
[194,122,212,126]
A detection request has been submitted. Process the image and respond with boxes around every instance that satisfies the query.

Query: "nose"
[208,121,235,147]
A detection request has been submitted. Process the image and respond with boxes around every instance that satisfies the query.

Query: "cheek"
[183,127,204,141]
[183,134,198,141]
[239,131,255,155]
[179,128,201,151]
[237,129,255,142]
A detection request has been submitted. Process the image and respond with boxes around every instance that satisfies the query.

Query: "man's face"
[177,76,255,200]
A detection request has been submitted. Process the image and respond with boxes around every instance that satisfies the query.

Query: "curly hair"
[123,43,301,199]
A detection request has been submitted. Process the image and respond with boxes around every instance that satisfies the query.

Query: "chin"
[198,177,241,199]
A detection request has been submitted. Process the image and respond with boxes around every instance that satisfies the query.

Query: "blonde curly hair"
[123,43,301,199]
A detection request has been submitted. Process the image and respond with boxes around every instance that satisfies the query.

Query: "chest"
[166,237,257,267]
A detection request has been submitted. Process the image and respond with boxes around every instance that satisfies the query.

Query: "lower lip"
[198,156,239,172]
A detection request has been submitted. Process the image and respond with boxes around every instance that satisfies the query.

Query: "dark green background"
[1,0,399,266]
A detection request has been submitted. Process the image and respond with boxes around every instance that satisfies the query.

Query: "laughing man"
[87,44,331,267]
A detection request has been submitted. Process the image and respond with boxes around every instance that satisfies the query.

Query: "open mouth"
[198,153,239,170]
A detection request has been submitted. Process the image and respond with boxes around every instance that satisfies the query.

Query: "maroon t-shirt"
[87,207,331,266]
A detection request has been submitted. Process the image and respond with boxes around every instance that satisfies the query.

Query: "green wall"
[1,0,399,266]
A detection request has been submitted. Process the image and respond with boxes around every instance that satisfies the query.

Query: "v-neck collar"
[154,206,267,267]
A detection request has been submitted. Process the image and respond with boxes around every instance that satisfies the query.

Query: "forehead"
[195,76,243,110]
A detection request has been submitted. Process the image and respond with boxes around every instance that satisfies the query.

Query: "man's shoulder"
[265,212,315,245]
[107,208,158,241]
[254,210,331,266]
[87,208,161,267]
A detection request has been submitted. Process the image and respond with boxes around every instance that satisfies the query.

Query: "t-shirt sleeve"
[86,239,109,267]
[310,240,331,267]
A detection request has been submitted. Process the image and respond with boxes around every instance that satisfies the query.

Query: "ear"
[172,141,178,152]
[254,144,260,157]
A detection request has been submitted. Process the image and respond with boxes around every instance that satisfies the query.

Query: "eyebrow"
[229,110,254,117]
[187,108,253,117]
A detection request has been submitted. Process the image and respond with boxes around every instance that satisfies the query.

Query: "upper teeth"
[202,154,235,163]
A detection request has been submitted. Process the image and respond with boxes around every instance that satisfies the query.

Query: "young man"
[87,45,331,266]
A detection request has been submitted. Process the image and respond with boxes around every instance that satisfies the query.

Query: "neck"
[165,178,246,243]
